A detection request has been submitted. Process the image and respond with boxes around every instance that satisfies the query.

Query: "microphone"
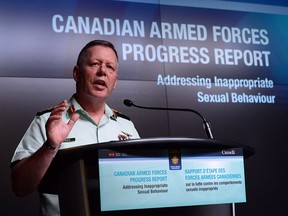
[123,99,214,139]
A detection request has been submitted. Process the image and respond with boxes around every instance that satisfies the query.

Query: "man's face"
[73,45,118,101]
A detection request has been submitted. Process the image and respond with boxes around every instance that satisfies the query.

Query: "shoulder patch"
[36,106,55,116]
[112,109,131,121]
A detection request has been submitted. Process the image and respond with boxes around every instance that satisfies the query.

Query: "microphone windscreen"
[123,99,133,107]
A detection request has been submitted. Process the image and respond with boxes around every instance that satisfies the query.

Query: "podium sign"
[98,147,246,211]
[39,138,254,216]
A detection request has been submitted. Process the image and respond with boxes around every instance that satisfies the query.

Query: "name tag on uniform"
[63,138,76,142]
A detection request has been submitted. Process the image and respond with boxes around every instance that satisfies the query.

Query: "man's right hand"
[45,100,79,149]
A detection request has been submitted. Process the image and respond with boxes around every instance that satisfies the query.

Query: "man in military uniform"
[10,40,140,215]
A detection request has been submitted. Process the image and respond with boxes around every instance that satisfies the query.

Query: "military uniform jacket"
[11,95,140,216]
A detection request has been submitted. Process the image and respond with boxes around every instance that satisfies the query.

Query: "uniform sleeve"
[117,117,140,140]
[111,108,140,139]
[127,120,140,139]
[11,114,48,163]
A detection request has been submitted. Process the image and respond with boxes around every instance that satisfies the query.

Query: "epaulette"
[36,106,55,116]
[112,109,131,121]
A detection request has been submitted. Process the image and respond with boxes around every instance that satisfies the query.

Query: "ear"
[73,66,79,81]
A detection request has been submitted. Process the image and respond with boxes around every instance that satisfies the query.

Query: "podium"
[39,137,255,216]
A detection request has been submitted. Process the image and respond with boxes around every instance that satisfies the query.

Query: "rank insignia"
[68,104,76,116]
[36,106,55,116]
[111,109,131,121]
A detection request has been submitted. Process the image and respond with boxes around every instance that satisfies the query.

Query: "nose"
[96,63,107,76]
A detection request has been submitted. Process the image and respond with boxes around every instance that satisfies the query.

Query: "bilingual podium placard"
[39,137,255,216]
[98,147,246,211]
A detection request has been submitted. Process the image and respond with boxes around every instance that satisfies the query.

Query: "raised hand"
[45,100,79,149]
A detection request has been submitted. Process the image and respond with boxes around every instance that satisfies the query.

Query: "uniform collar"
[66,95,117,122]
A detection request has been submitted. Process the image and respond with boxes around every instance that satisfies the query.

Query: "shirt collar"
[66,95,117,121]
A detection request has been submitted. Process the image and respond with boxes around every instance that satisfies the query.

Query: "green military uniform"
[11,95,140,215]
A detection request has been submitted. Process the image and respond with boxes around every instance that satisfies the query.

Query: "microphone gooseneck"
[123,99,214,139]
